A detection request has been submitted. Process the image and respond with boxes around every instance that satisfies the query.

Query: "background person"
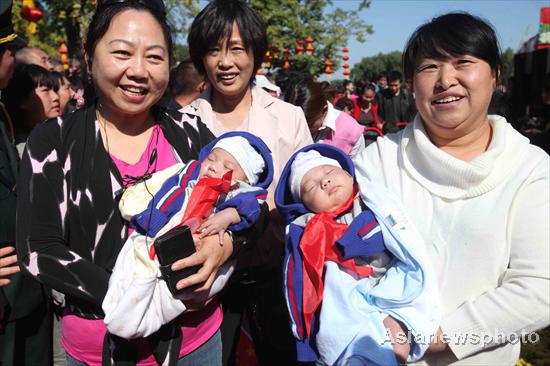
[53,71,76,113]
[0,2,53,365]
[3,64,61,156]
[166,58,206,113]
[186,1,312,364]
[377,70,415,133]
[15,46,54,71]
[353,12,549,365]
[284,76,365,157]
[16,1,266,365]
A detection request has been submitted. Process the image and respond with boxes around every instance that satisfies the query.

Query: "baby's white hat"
[289,150,341,202]
[212,136,264,185]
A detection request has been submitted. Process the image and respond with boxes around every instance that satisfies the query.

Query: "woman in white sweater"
[353,12,549,365]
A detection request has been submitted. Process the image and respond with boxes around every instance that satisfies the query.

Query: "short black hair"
[335,97,354,112]
[403,12,501,82]
[83,0,172,104]
[169,59,204,97]
[188,0,267,82]
[388,70,402,83]
[284,76,327,127]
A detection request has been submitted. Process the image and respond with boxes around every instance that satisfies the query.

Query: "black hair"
[376,72,387,81]
[284,76,328,127]
[169,59,204,97]
[388,70,402,83]
[188,0,267,82]
[83,0,173,105]
[4,64,59,133]
[358,84,377,109]
[335,97,354,112]
[51,71,66,88]
[359,83,376,95]
[403,12,501,82]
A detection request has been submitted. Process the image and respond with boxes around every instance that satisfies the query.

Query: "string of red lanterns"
[259,37,350,79]
[342,47,350,79]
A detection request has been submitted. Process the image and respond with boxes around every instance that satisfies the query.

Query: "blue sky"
[336,0,548,68]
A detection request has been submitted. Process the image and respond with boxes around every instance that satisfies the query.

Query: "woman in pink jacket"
[184,1,312,365]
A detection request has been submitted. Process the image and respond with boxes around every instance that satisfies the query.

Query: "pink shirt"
[62,125,222,365]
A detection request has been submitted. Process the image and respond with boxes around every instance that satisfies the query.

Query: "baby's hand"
[198,208,240,245]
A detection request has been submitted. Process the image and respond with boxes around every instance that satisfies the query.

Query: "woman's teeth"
[122,86,146,96]
[433,96,463,104]
[220,74,237,80]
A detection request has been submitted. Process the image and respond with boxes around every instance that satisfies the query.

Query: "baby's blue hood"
[275,144,355,224]
[199,131,274,189]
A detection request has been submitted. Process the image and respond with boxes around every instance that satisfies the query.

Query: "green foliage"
[165,0,200,49]
[500,47,515,83]
[13,0,95,58]
[250,0,373,78]
[351,50,403,82]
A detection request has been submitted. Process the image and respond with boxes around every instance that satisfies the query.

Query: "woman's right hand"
[0,246,20,287]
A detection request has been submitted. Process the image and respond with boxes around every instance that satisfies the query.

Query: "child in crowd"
[102,131,273,339]
[275,144,439,365]
[284,77,365,157]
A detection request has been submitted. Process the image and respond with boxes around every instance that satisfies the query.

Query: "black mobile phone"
[154,225,201,298]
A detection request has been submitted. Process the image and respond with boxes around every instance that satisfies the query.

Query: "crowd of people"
[0,1,548,366]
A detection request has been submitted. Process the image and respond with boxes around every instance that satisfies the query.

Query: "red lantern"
[343,63,349,69]
[325,67,333,74]
[343,47,349,53]
[21,6,43,22]
[342,55,349,61]
[343,70,350,76]
[58,41,69,55]
[324,59,333,67]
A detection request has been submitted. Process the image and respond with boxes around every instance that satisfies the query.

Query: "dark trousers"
[0,299,53,366]
[221,268,298,366]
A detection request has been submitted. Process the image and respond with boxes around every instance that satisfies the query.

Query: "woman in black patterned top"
[16,1,266,365]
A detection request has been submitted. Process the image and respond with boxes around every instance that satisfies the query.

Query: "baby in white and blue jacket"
[275,144,440,366]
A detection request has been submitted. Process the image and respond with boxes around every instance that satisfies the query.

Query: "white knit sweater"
[353,115,550,365]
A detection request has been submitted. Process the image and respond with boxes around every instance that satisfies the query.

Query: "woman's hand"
[171,232,233,293]
[0,246,20,287]
[383,315,411,363]
[426,327,448,353]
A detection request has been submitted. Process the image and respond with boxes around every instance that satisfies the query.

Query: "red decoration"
[58,41,68,55]
[21,6,43,22]
[342,55,349,61]
[343,47,349,53]
[343,63,349,69]
[324,59,333,67]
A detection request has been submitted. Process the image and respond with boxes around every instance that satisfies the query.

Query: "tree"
[500,47,515,84]
[351,51,402,82]
[250,0,373,78]
[12,0,200,69]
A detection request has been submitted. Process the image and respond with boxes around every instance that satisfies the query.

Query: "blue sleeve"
[131,161,199,237]
[336,209,387,259]
[216,188,267,232]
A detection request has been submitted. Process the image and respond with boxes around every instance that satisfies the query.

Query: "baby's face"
[199,148,247,182]
[300,164,354,213]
